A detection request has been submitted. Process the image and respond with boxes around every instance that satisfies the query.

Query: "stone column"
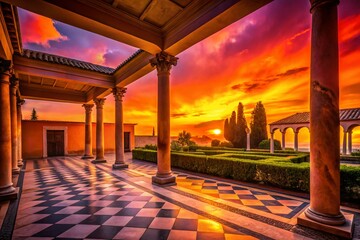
[150,52,178,185]
[270,133,274,153]
[82,104,94,159]
[342,131,347,155]
[304,0,345,225]
[10,77,20,175]
[112,87,128,169]
[92,98,106,163]
[294,130,299,152]
[348,130,352,154]
[0,58,18,200]
[281,130,286,150]
[17,99,25,167]
[245,127,251,151]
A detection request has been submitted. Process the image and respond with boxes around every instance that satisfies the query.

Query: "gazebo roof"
[270,108,360,125]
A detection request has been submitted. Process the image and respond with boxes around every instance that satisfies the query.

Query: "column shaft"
[17,99,24,166]
[82,104,94,159]
[150,52,178,185]
[270,133,274,153]
[294,131,299,152]
[348,131,352,154]
[113,88,128,169]
[246,133,250,151]
[342,131,347,155]
[281,131,286,150]
[0,59,17,200]
[92,98,106,163]
[305,0,345,225]
[10,78,19,174]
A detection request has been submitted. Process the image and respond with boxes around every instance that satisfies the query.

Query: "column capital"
[82,103,94,113]
[0,58,12,77]
[112,87,126,101]
[94,98,106,109]
[10,77,19,95]
[17,99,25,107]
[310,0,339,13]
[150,51,178,74]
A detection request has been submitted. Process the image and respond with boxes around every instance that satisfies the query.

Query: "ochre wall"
[22,120,136,159]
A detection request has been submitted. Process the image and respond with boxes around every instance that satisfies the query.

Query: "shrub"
[351,150,360,156]
[258,139,281,150]
[170,140,182,151]
[219,141,233,148]
[144,144,157,150]
[211,139,221,147]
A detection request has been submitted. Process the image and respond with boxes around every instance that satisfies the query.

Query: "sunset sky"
[18,0,360,148]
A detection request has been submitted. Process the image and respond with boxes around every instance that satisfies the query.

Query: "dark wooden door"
[124,132,130,152]
[47,130,64,157]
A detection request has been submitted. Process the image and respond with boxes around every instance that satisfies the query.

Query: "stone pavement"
[2,153,359,239]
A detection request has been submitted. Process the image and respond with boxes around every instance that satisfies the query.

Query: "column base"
[91,159,107,164]
[297,208,354,239]
[12,168,20,175]
[112,163,128,169]
[0,187,18,202]
[17,160,23,167]
[152,175,176,186]
[81,155,94,159]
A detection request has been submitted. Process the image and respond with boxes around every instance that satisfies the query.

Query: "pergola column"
[281,130,286,150]
[112,87,128,169]
[294,130,299,152]
[0,59,17,200]
[82,104,94,159]
[10,77,20,175]
[150,51,178,186]
[270,133,274,153]
[92,98,106,163]
[302,0,346,226]
[348,130,352,154]
[342,131,347,155]
[246,127,251,151]
[17,99,25,167]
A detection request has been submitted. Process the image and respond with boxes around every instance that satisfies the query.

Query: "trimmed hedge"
[132,149,360,202]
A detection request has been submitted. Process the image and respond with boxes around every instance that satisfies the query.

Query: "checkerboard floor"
[11,154,359,240]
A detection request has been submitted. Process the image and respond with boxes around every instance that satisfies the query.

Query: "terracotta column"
[112,87,128,169]
[10,77,19,175]
[294,130,299,152]
[17,99,25,167]
[150,51,178,185]
[304,0,345,225]
[270,132,274,153]
[281,130,286,150]
[342,131,347,155]
[82,104,94,159]
[0,58,17,200]
[348,130,352,154]
[92,98,106,163]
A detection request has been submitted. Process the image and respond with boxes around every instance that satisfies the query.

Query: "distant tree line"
[223,101,268,148]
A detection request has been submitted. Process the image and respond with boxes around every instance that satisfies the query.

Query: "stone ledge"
[152,175,177,186]
[297,210,354,239]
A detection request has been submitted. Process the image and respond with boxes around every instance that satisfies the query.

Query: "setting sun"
[213,129,222,135]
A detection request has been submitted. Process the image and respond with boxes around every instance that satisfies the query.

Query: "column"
[112,87,128,169]
[281,130,286,150]
[82,104,94,159]
[342,131,347,155]
[10,77,20,175]
[348,130,352,154]
[0,58,18,200]
[294,130,299,152]
[17,99,25,167]
[246,127,251,151]
[150,51,178,185]
[270,133,274,153]
[304,0,345,225]
[92,98,106,163]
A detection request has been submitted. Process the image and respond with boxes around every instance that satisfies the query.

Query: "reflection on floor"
[8,154,360,240]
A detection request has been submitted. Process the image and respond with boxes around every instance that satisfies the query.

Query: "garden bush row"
[132,149,360,202]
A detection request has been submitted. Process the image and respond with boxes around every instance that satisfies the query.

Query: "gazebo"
[269,108,360,153]
[0,0,354,237]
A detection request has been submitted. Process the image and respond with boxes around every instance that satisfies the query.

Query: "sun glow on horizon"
[212,129,222,135]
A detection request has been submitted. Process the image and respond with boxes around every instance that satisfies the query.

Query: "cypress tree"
[224,118,230,141]
[250,101,268,148]
[234,102,247,148]
[31,108,38,120]
[229,111,237,143]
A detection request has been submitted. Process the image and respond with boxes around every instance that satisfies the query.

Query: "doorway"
[124,132,130,152]
[47,130,65,156]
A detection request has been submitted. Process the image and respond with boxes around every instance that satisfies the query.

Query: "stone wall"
[135,136,157,147]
